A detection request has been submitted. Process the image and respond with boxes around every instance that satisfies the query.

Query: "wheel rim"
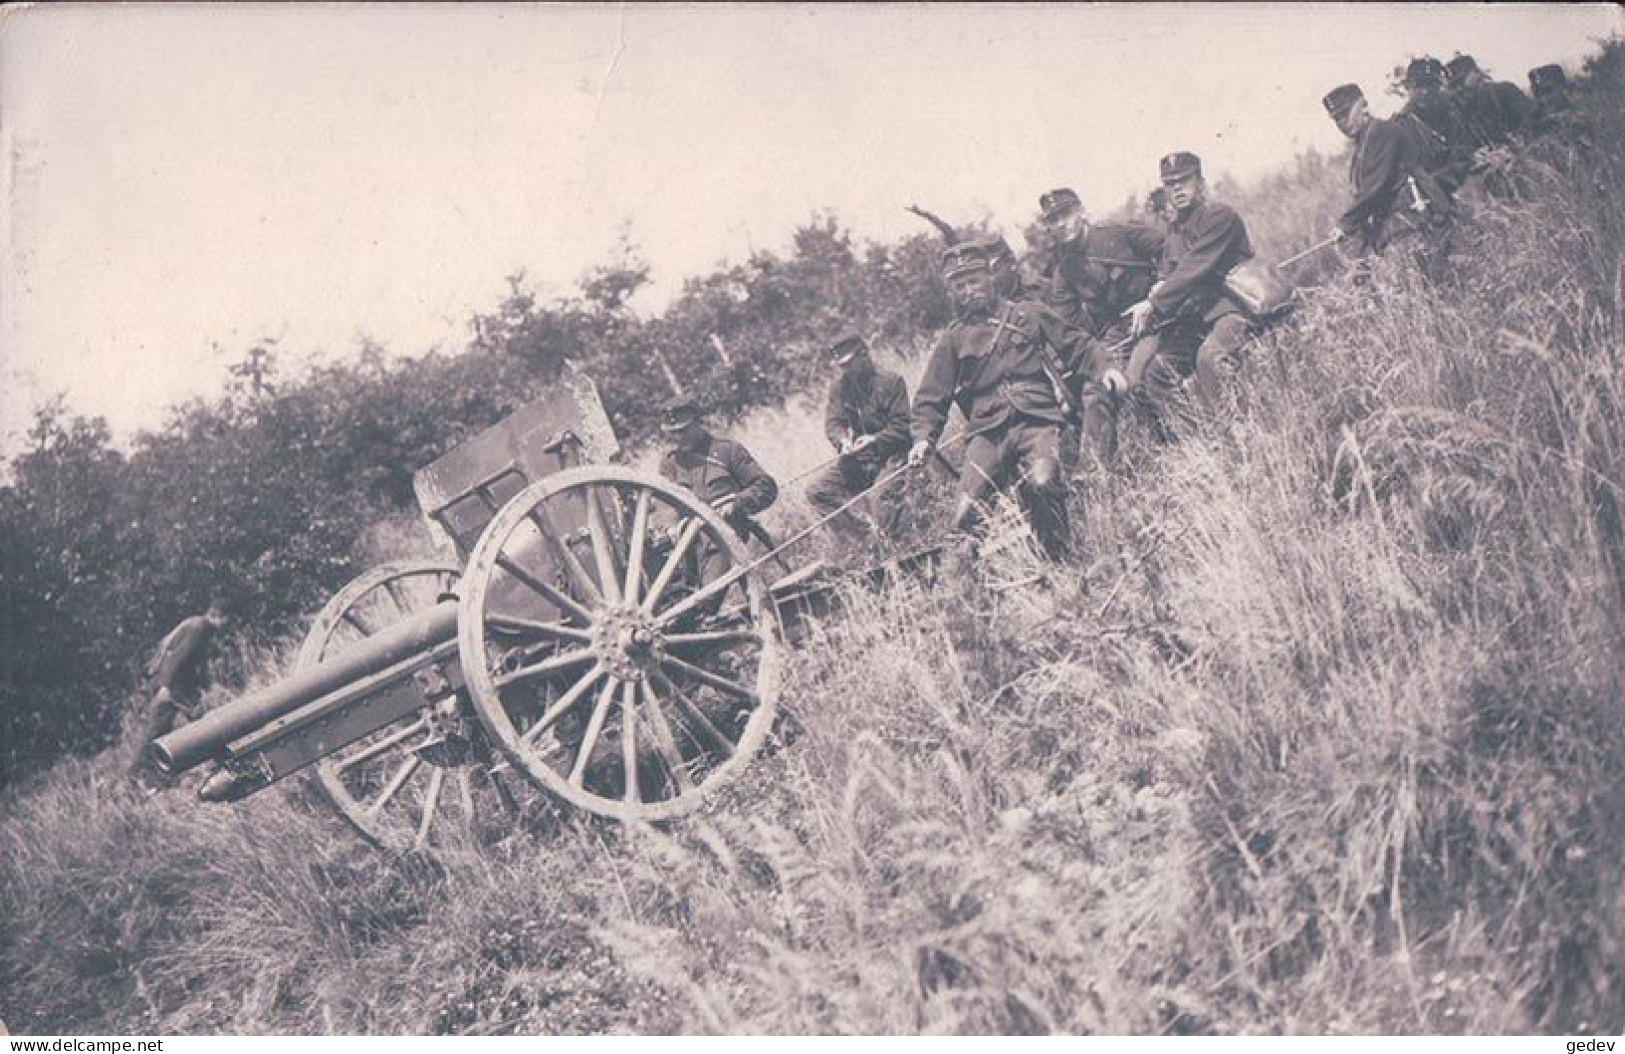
[299,560,523,850]
[459,466,782,822]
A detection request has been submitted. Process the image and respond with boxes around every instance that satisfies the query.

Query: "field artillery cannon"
[154,376,793,849]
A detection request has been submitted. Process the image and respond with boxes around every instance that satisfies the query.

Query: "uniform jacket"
[911,299,1080,444]
[659,434,779,519]
[1400,91,1476,189]
[825,367,911,461]
[146,614,219,695]
[1049,222,1166,335]
[1455,81,1534,147]
[1148,200,1253,321]
[1338,115,1443,253]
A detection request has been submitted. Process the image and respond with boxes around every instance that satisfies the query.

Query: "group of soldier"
[126,53,1588,784]
[648,52,1585,577]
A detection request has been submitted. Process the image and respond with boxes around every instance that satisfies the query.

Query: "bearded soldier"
[806,331,912,547]
[1035,186,1163,466]
[908,240,1080,562]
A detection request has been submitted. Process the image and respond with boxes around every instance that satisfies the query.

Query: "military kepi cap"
[1159,151,1202,183]
[939,241,989,279]
[660,398,702,433]
[1038,187,1082,222]
[1404,57,1446,88]
[1529,64,1567,92]
[1445,55,1480,82]
[827,330,868,365]
[1323,84,1364,119]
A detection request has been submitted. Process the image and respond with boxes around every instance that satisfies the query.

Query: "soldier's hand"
[1328,226,1346,244]
[711,495,738,519]
[850,434,877,454]
[907,440,932,469]
[1101,368,1128,398]
[1124,299,1154,339]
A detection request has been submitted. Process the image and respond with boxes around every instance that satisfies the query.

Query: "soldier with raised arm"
[908,239,1080,563]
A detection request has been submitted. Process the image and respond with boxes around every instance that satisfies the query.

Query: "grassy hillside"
[4,69,1624,1034]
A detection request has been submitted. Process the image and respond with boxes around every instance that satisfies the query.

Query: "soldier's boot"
[1079,394,1119,474]
[1022,459,1072,564]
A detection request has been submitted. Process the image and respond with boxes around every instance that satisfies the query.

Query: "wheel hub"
[592,606,660,682]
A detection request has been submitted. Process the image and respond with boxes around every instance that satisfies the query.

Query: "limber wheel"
[458,467,782,822]
[297,560,524,851]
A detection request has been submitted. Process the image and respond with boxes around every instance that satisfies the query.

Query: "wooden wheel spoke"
[621,680,639,804]
[569,679,618,787]
[382,577,414,620]
[641,517,705,615]
[650,670,735,758]
[653,564,749,628]
[368,755,422,816]
[662,628,763,649]
[457,769,477,824]
[414,767,446,850]
[493,648,596,689]
[495,555,594,627]
[622,488,652,607]
[658,650,760,702]
[486,613,594,644]
[336,718,428,772]
[640,678,695,794]
[342,609,376,636]
[520,664,606,743]
[584,484,624,606]
[527,503,606,607]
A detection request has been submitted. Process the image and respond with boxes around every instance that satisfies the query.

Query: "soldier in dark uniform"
[1122,151,1255,437]
[1399,57,1476,194]
[1526,64,1575,137]
[907,242,1080,562]
[1323,83,1455,281]
[130,601,227,784]
[657,399,779,604]
[805,331,912,547]
[1444,54,1534,149]
[1036,186,1163,466]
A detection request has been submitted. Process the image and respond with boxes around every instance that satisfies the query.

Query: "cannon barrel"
[153,598,461,774]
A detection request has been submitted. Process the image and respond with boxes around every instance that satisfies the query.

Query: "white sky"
[1,2,1620,452]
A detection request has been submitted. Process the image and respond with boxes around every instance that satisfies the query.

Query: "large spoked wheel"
[459,466,782,822]
[298,560,523,850]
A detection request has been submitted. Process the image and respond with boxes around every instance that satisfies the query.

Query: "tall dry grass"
[3,84,1623,1035]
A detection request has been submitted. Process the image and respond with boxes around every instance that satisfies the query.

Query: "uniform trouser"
[1126,312,1251,437]
[806,454,906,541]
[1070,327,1130,470]
[128,686,198,779]
[1367,219,1455,286]
[956,415,1070,561]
